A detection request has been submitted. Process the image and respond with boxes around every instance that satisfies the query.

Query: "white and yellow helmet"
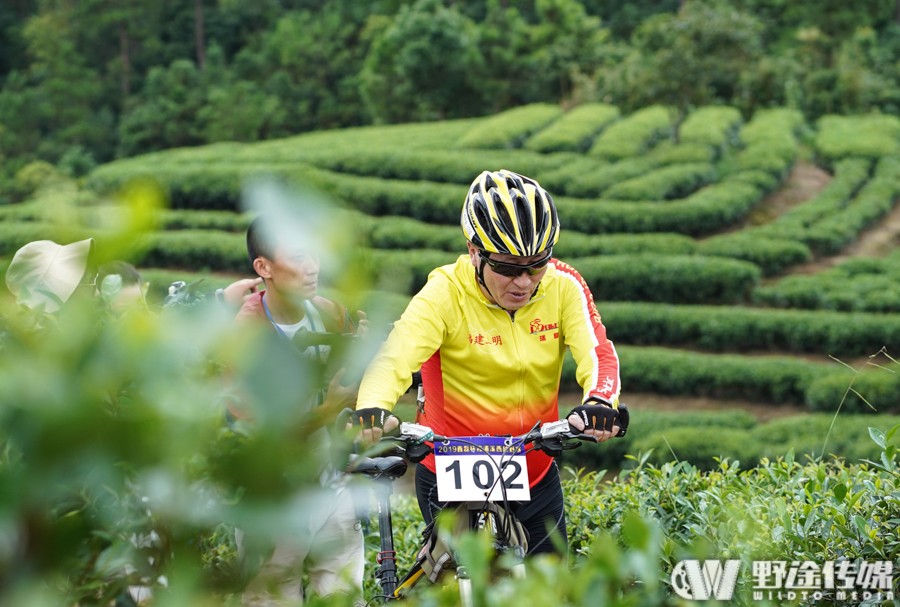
[461,169,560,256]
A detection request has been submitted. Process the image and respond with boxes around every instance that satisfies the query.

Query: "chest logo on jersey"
[529,318,560,342]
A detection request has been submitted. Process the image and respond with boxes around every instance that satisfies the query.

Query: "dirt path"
[741,160,833,227]
[749,159,900,276]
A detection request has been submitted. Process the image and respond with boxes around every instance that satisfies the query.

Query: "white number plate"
[434,436,530,502]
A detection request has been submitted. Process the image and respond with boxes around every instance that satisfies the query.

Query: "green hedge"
[754,251,900,312]
[575,255,760,304]
[601,302,900,356]
[802,155,900,255]
[629,414,900,470]
[556,178,765,235]
[160,209,251,232]
[602,162,716,200]
[806,360,900,414]
[301,147,572,185]
[679,105,743,150]
[554,231,697,258]
[753,157,871,242]
[355,212,699,258]
[357,248,459,295]
[815,113,900,162]
[559,408,759,471]
[614,346,819,403]
[740,108,806,146]
[697,235,811,276]
[588,105,673,160]
[456,103,564,149]
[524,103,620,153]
[137,230,248,272]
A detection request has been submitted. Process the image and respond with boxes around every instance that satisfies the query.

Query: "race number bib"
[434,436,530,502]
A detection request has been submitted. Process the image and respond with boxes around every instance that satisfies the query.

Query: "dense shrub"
[556,179,765,235]
[603,162,715,200]
[560,408,759,471]
[629,414,900,470]
[524,103,620,153]
[697,235,811,276]
[554,231,697,258]
[588,105,673,160]
[754,250,900,312]
[815,113,900,162]
[137,230,247,272]
[602,302,900,356]
[303,147,571,185]
[678,105,742,150]
[456,104,563,149]
[614,346,820,404]
[357,248,459,295]
[574,254,760,304]
[806,360,900,414]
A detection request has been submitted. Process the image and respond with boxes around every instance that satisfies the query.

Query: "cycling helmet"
[461,170,559,257]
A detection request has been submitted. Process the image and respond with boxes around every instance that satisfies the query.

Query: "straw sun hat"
[5,238,95,313]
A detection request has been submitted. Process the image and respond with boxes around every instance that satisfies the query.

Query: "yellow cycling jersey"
[357,255,621,486]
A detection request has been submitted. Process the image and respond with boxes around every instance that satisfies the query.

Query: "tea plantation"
[3,102,900,605]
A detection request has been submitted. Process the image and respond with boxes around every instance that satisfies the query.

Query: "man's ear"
[252,257,272,279]
[466,242,479,267]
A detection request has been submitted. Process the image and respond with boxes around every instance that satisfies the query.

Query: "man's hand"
[222,277,263,305]
[346,406,400,445]
[320,368,357,417]
[566,401,621,443]
[355,310,369,337]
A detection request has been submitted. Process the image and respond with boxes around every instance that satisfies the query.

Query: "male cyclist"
[352,169,623,555]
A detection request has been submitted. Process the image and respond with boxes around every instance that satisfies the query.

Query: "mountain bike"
[347,405,629,606]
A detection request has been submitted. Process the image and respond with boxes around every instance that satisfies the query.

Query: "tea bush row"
[574,254,760,304]
[588,105,673,160]
[815,113,900,162]
[602,162,716,200]
[542,141,714,198]
[754,250,900,312]
[556,177,766,235]
[523,103,620,153]
[560,407,900,471]
[456,103,563,149]
[87,160,770,236]
[303,147,572,185]
[678,105,743,150]
[353,211,698,258]
[602,302,900,357]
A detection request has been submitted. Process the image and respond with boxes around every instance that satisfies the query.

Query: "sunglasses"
[481,250,552,277]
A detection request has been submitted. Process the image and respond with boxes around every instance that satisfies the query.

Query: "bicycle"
[347,405,630,606]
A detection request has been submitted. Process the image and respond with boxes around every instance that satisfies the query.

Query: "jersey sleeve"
[356,271,455,411]
[555,262,621,406]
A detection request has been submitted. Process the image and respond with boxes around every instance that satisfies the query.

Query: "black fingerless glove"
[568,399,627,437]
[351,407,397,430]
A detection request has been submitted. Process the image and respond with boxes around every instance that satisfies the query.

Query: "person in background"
[350,169,625,557]
[232,214,368,606]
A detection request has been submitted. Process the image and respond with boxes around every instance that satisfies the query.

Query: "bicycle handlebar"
[343,403,629,475]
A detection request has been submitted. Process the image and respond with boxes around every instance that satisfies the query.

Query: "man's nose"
[512,271,533,285]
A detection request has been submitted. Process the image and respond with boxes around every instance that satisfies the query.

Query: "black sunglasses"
[481,250,552,278]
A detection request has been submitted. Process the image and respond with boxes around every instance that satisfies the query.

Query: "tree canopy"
[1,0,899,200]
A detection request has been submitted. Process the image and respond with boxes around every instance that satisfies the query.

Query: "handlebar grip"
[616,403,629,437]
